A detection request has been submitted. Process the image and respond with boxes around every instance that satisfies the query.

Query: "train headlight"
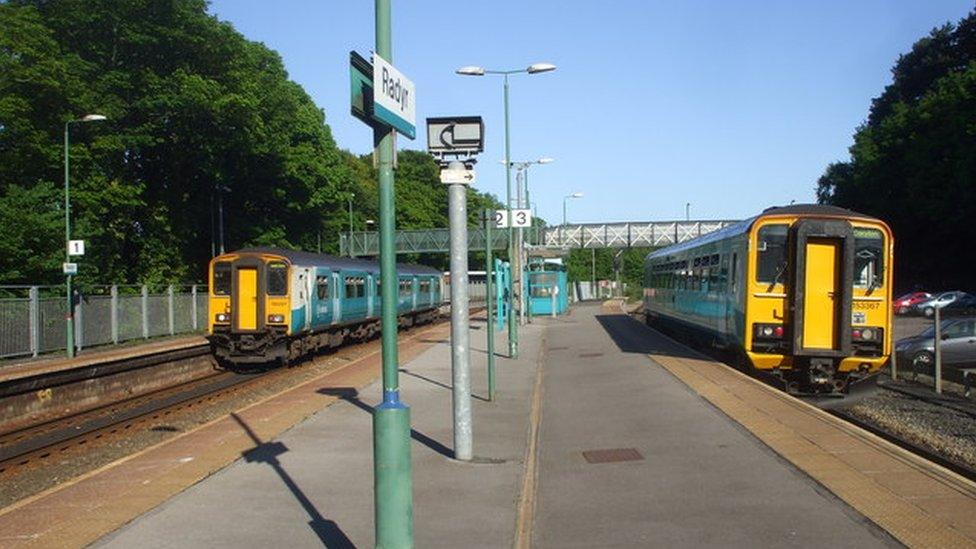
[852,327,882,341]
[215,313,230,323]
[268,314,285,324]
[754,323,785,339]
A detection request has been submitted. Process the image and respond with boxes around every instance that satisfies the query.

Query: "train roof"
[646,204,880,261]
[230,247,442,276]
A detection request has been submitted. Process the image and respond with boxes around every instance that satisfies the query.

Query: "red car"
[894,292,932,315]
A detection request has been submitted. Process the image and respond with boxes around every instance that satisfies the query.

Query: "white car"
[913,291,968,317]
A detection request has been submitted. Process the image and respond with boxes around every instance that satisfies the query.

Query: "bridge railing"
[341,220,740,256]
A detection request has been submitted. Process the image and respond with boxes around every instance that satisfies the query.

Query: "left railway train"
[207,248,442,365]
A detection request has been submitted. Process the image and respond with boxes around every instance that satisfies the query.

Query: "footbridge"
[340,219,739,256]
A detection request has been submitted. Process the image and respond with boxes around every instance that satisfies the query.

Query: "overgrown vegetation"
[0,1,500,285]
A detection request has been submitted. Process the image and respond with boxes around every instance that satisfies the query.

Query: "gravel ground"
[845,387,976,472]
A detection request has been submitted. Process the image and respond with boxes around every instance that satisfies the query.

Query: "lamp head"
[537,157,555,164]
[527,63,556,74]
[456,66,486,76]
[81,114,107,122]
[570,192,583,198]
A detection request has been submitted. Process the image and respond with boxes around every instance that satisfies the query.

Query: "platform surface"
[4,304,975,547]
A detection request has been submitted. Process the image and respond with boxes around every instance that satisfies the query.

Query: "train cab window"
[316,276,329,300]
[267,262,288,296]
[854,228,884,288]
[756,224,789,284]
[213,262,231,296]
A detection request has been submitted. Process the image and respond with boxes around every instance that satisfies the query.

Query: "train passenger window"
[316,276,329,300]
[345,277,365,298]
[267,262,288,296]
[213,262,231,295]
[756,224,789,284]
[376,278,382,296]
[853,228,884,288]
[399,279,412,296]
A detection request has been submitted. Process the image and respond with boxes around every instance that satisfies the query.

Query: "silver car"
[911,291,968,317]
[895,317,976,371]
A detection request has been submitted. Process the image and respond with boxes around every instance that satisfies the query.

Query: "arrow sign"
[440,168,476,185]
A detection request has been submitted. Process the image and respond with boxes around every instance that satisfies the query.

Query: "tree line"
[816,9,975,292]
[0,0,502,287]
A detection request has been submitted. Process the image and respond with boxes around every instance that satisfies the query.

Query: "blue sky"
[208,0,973,225]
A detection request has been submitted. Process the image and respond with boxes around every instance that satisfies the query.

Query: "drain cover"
[582,448,643,464]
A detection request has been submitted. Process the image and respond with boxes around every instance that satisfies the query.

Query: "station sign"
[63,262,78,275]
[68,239,85,256]
[349,51,375,127]
[427,116,484,156]
[372,54,416,139]
[440,168,476,185]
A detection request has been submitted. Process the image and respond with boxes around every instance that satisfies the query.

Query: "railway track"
[0,310,469,480]
[830,380,976,482]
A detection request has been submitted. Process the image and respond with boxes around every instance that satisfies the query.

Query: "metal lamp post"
[348,193,355,257]
[456,62,555,359]
[64,113,106,358]
[561,192,583,245]
[511,158,553,326]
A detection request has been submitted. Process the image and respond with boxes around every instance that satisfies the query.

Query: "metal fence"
[0,285,208,360]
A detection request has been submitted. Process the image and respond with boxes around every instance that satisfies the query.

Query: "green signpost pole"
[372,1,413,547]
[484,209,496,400]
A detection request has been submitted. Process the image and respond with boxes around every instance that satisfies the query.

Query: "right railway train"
[643,204,893,395]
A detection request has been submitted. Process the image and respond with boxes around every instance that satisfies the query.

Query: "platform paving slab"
[530,304,898,548]
[95,318,542,548]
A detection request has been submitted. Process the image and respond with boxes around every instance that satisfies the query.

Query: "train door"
[790,220,854,356]
[411,276,418,310]
[237,267,259,331]
[331,271,342,324]
[366,273,375,318]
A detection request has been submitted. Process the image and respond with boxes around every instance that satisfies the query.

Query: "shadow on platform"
[594,314,702,359]
[231,413,355,548]
[317,387,455,459]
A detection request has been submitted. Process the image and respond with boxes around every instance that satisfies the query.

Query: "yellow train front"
[644,205,893,395]
[207,248,442,365]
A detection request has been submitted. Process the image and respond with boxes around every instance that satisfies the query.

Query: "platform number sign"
[494,209,509,228]
[68,240,85,256]
[511,209,532,228]
[494,209,533,229]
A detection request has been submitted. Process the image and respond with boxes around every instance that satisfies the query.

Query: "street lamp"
[686,202,690,221]
[457,61,556,358]
[561,192,583,246]
[64,113,107,358]
[511,157,554,326]
[347,193,355,257]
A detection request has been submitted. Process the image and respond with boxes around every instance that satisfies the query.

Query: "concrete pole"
[29,286,39,357]
[447,161,472,460]
[551,286,557,318]
[935,306,942,395]
[111,285,119,344]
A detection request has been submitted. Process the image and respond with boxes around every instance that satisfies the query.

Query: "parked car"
[911,291,969,317]
[895,317,976,371]
[893,291,932,315]
[941,294,976,317]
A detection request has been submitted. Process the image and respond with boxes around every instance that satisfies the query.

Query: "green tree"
[817,9,976,291]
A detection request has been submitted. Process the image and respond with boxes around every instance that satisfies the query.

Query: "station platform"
[1,304,974,547]
[0,335,207,384]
